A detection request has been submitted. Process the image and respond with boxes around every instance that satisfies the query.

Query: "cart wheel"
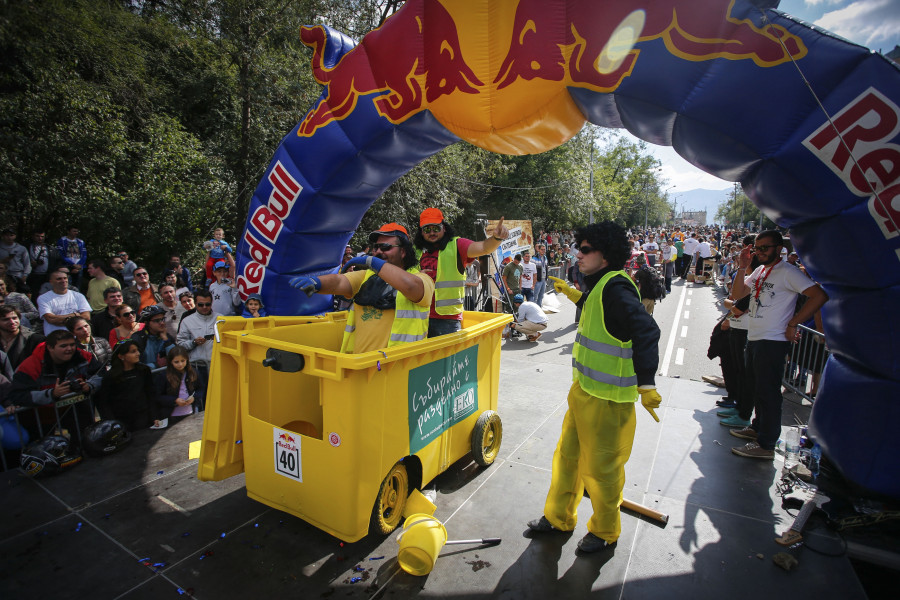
[370,461,409,535]
[471,411,502,467]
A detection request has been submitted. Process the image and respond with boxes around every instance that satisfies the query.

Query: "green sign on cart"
[408,345,479,454]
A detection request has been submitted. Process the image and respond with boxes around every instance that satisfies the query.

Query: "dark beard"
[423,235,450,253]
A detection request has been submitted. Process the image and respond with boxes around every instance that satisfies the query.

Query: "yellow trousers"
[543,380,637,542]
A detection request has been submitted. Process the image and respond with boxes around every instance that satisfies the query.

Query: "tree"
[716,184,775,229]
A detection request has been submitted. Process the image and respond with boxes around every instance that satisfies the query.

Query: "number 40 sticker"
[273,427,302,482]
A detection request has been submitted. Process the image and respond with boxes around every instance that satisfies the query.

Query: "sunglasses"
[196,302,212,307]
[754,244,777,252]
[120,311,135,318]
[422,225,443,234]
[578,245,595,254]
[135,272,148,277]
[372,243,400,251]
[149,317,165,324]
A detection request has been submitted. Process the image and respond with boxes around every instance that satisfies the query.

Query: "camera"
[204,334,215,340]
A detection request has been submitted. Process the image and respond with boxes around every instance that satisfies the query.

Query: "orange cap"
[419,207,444,226]
[368,222,409,244]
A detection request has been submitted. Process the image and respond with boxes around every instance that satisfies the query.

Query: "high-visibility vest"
[572,270,639,402]
[419,238,464,316]
[339,270,429,353]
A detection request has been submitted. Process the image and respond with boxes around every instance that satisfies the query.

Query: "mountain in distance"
[668,188,733,217]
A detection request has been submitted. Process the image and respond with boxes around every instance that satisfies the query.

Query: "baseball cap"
[214,260,227,270]
[419,208,444,226]
[368,222,409,244]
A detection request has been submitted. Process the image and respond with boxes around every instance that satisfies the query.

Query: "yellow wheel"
[370,461,409,535]
[471,411,502,467]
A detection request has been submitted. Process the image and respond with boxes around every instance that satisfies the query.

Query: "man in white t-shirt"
[37,269,92,335]
[641,234,660,267]
[682,233,700,278]
[509,294,549,342]
[727,231,827,460]
[520,249,537,302]
[695,236,712,277]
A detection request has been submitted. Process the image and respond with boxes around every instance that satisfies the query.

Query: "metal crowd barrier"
[782,324,829,403]
[1,360,209,473]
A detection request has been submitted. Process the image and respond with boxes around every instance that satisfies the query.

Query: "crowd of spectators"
[0,226,262,466]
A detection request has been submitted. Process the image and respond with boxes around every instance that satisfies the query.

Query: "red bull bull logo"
[294,0,806,154]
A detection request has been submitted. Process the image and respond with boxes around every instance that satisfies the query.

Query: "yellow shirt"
[343,270,434,354]
[86,277,122,311]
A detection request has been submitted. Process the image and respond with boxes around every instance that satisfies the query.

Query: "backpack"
[640,265,666,301]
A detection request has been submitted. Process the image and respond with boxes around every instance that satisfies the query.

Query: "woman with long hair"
[95,340,160,430]
[109,304,143,346]
[154,346,204,424]
[65,316,112,368]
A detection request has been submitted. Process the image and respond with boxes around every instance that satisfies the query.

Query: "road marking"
[675,348,685,365]
[683,311,689,319]
[157,495,191,516]
[688,290,693,296]
[659,283,688,377]
[681,326,688,338]
[685,299,691,306]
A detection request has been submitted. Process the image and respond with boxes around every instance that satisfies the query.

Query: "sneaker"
[720,415,751,428]
[730,426,758,440]
[526,516,557,532]
[731,441,774,459]
[715,398,736,408]
[576,532,616,553]
[717,408,739,417]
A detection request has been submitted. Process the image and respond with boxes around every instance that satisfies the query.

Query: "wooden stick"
[621,498,669,525]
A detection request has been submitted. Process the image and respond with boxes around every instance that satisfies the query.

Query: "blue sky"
[626,0,900,192]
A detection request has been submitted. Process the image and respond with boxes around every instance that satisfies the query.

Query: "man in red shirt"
[414,208,509,337]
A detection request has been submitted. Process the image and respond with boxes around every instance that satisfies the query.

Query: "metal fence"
[782,324,829,403]
[1,360,209,473]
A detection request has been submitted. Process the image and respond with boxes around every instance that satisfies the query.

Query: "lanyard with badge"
[753,258,781,306]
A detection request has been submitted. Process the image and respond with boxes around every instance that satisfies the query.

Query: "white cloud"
[803,0,843,7]
[814,0,900,48]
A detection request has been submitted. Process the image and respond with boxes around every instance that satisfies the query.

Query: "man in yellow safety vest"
[527,221,662,553]
[289,223,434,354]
[414,208,510,338]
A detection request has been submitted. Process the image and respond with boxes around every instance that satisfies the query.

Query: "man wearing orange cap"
[289,223,434,353]
[414,208,509,337]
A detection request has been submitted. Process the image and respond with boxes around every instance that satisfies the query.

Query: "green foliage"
[716,185,775,229]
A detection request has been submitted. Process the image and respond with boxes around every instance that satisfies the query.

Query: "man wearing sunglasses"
[727,230,827,460]
[530,222,661,554]
[127,267,162,311]
[289,223,434,354]
[176,290,217,391]
[413,208,510,338]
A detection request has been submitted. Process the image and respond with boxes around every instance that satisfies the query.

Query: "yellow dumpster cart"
[198,311,511,542]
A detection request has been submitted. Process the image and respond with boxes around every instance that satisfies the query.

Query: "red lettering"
[249,206,283,244]
[808,91,899,170]
[852,146,900,195]
[237,262,266,300]
[868,182,900,239]
[243,229,273,265]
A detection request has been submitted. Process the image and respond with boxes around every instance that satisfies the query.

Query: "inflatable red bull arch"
[235,0,900,498]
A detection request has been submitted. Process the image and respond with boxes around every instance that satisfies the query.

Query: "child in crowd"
[153,346,204,425]
[96,340,161,431]
[109,304,144,345]
[209,260,241,316]
[203,227,234,285]
[242,293,267,318]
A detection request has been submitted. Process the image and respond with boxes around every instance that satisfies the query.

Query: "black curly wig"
[574,222,631,271]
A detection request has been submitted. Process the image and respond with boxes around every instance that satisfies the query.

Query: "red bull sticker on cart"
[274,428,302,482]
[408,346,479,455]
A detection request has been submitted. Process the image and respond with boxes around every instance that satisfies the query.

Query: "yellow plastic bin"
[198,311,511,542]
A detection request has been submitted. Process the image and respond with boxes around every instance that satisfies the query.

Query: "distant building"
[887,46,900,65]
[680,210,707,227]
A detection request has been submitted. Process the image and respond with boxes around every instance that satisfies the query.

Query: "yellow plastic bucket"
[397,513,447,576]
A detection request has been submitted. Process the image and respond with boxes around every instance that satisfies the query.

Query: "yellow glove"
[548,275,582,303]
[638,387,662,422]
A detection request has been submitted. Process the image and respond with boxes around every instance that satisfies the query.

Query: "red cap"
[368,222,409,244]
[419,208,444,226]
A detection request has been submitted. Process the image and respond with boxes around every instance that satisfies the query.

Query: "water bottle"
[783,426,801,472]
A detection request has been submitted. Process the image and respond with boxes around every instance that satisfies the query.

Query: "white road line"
[157,495,191,516]
[685,299,691,306]
[659,284,688,377]
[683,311,690,319]
[688,290,693,296]
[675,348,685,365]
[681,326,688,338]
